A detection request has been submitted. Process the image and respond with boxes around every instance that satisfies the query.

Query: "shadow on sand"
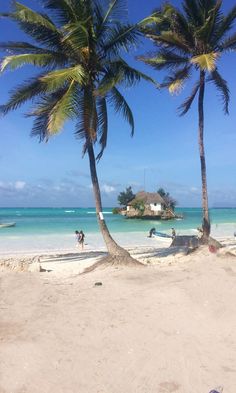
[40,251,107,264]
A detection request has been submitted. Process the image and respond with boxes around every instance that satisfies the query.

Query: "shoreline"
[1,222,236,257]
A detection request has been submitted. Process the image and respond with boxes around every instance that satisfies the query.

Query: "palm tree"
[139,0,236,241]
[0,0,155,264]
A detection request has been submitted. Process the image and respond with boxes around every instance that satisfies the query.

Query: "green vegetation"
[140,0,236,240]
[131,199,145,216]
[157,188,177,211]
[1,0,235,246]
[118,186,135,207]
[0,0,154,263]
[112,207,120,215]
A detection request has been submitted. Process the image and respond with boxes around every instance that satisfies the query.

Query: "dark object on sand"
[171,235,223,251]
[171,235,199,249]
[209,388,223,393]
[94,282,103,286]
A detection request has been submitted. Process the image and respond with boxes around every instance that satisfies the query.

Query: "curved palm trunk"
[87,142,131,257]
[198,70,210,240]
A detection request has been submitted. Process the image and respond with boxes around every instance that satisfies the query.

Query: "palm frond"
[96,97,108,161]
[96,60,157,96]
[42,0,82,24]
[61,21,89,50]
[170,10,195,48]
[40,65,87,91]
[190,52,219,71]
[0,53,65,72]
[138,50,189,70]
[215,5,236,42]
[0,76,48,115]
[138,12,163,29]
[112,59,157,86]
[0,42,53,54]
[149,31,190,54]
[219,32,236,51]
[75,87,96,150]
[95,69,125,96]
[47,82,78,133]
[95,0,128,41]
[101,0,127,24]
[103,23,140,54]
[139,7,172,36]
[30,83,77,136]
[208,69,229,114]
[8,3,62,50]
[195,1,222,43]
[30,89,70,141]
[183,0,203,26]
[31,111,51,142]
[198,0,219,13]
[13,2,57,30]
[178,81,200,115]
[162,67,191,94]
[109,87,134,135]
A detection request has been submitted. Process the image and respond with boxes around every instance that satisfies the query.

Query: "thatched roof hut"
[127,191,167,207]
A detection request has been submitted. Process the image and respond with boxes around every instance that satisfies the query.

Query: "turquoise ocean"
[1,207,236,237]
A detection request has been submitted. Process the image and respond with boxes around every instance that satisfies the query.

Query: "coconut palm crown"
[0,0,155,262]
[139,0,236,240]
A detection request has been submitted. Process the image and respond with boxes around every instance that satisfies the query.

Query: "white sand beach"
[1,235,236,393]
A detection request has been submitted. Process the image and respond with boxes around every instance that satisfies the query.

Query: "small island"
[116,187,183,220]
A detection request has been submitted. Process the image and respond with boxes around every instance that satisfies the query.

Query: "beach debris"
[209,245,217,253]
[209,386,223,393]
[171,235,199,250]
[94,282,103,286]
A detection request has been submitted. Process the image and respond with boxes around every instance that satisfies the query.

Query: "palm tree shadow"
[40,251,107,264]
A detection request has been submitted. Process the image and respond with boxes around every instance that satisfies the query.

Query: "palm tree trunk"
[198,70,210,240]
[87,142,131,257]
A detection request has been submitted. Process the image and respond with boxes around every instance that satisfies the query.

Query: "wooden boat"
[0,222,16,228]
[153,231,172,239]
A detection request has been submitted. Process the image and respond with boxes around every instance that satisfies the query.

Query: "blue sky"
[0,0,236,208]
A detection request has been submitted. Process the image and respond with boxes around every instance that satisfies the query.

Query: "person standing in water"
[75,230,80,248]
[78,230,85,250]
[171,228,176,239]
[148,228,156,238]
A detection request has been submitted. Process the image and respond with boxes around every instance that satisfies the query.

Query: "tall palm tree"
[139,0,236,241]
[0,0,155,263]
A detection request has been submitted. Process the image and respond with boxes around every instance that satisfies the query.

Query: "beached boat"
[153,231,172,239]
[0,222,16,228]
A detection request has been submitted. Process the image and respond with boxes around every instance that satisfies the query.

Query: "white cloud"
[15,181,26,190]
[53,186,61,191]
[101,184,116,194]
[190,187,199,193]
[0,180,26,191]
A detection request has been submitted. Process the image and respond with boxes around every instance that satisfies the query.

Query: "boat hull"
[153,231,172,239]
[0,222,16,228]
